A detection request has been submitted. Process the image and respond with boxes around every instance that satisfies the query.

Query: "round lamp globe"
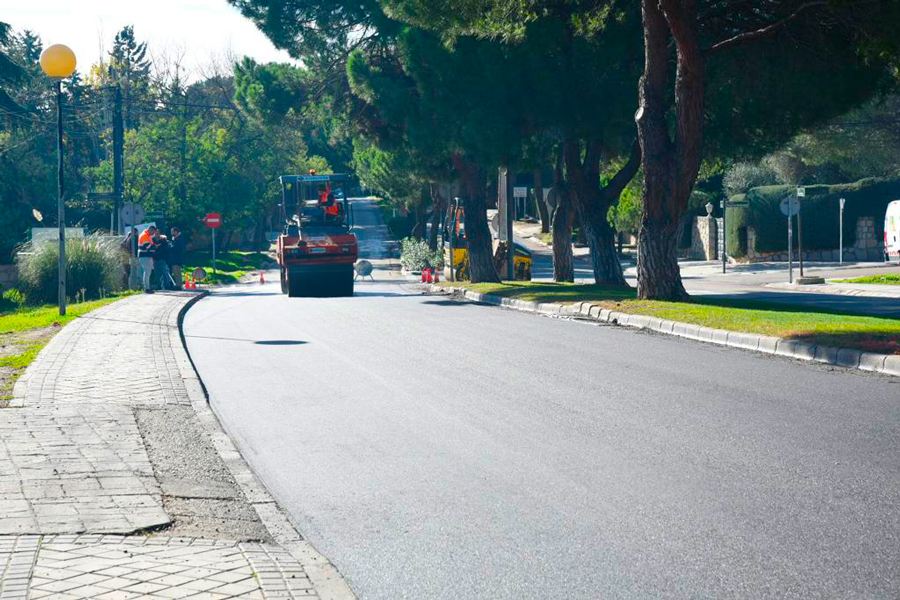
[40,44,77,79]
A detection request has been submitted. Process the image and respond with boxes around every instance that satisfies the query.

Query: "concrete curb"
[434,285,900,379]
[174,290,358,600]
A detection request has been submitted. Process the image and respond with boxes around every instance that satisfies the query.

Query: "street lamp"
[40,44,76,316]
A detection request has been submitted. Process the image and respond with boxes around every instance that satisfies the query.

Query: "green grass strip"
[833,274,900,285]
[0,293,136,335]
[182,250,270,285]
[439,281,900,355]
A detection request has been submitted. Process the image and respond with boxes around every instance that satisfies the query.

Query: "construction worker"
[137,226,158,293]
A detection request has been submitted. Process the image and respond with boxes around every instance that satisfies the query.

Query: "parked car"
[885,200,900,263]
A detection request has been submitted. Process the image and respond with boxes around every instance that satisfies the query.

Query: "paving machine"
[277,172,358,297]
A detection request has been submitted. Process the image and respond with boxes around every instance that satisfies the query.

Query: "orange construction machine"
[277,173,358,297]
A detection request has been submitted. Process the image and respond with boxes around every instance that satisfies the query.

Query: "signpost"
[513,186,527,219]
[797,187,805,276]
[720,200,726,273]
[839,197,846,265]
[780,195,801,283]
[203,212,222,276]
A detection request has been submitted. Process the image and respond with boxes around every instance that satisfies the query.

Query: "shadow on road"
[211,291,284,297]
[421,299,492,307]
[185,333,309,345]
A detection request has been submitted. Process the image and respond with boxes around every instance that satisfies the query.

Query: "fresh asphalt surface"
[186,278,900,599]
[184,201,900,599]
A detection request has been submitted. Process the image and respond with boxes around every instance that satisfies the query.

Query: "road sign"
[203,212,222,229]
[513,186,527,199]
[797,187,806,198]
[119,203,145,228]
[780,196,801,217]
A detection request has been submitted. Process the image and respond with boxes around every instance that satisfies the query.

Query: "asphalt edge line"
[433,285,900,378]
[172,290,358,600]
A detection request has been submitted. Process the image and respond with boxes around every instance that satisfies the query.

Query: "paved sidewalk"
[0,293,328,599]
[768,280,900,298]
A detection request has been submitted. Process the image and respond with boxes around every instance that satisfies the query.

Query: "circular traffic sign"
[203,212,222,229]
[780,197,800,217]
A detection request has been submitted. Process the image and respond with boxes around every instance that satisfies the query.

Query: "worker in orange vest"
[137,226,158,293]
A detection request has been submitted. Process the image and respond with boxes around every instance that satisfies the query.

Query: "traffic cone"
[259,270,266,284]
[432,268,439,283]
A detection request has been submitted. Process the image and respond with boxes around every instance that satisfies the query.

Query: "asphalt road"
[185,268,900,595]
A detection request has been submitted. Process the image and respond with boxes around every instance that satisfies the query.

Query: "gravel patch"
[135,405,271,541]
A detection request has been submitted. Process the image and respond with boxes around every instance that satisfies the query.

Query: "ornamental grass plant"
[16,234,126,305]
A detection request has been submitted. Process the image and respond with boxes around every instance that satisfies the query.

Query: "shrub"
[0,288,25,313]
[399,237,442,272]
[723,162,778,197]
[727,177,900,256]
[16,234,127,305]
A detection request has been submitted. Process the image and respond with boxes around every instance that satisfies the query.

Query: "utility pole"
[798,206,804,277]
[506,170,514,281]
[56,80,67,315]
[180,103,187,208]
[839,198,845,265]
[112,85,124,234]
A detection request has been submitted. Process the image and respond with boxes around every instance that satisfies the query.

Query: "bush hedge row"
[725,177,900,257]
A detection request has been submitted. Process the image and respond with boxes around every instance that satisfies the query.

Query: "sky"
[3,0,298,78]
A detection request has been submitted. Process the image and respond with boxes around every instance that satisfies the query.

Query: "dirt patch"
[0,324,60,407]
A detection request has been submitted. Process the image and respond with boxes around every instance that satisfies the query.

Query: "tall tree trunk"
[551,189,575,282]
[534,169,549,233]
[411,198,428,239]
[578,193,623,285]
[635,0,704,301]
[575,214,587,246]
[452,155,500,283]
[550,148,574,282]
[427,183,447,250]
[565,139,641,285]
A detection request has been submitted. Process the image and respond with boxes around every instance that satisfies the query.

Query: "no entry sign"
[203,212,222,229]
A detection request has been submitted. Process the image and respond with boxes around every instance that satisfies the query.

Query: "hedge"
[726,177,900,257]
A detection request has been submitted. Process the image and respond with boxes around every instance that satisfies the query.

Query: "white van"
[886,200,900,263]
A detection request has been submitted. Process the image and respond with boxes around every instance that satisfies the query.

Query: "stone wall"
[688,216,717,260]
[744,216,883,262]
[0,265,17,290]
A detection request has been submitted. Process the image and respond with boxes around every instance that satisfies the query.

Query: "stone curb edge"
[432,285,900,378]
[173,291,358,600]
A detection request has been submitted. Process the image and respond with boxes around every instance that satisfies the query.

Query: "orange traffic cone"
[259,271,266,284]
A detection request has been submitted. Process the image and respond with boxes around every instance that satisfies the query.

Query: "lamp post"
[39,44,76,316]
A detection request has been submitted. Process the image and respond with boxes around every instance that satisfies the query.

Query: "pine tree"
[0,22,27,112]
[108,25,152,129]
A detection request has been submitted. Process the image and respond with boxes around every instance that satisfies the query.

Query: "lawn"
[0,294,132,405]
[834,274,900,285]
[182,250,272,285]
[438,281,900,355]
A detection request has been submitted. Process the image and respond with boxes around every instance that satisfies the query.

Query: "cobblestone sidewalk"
[0,292,330,599]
